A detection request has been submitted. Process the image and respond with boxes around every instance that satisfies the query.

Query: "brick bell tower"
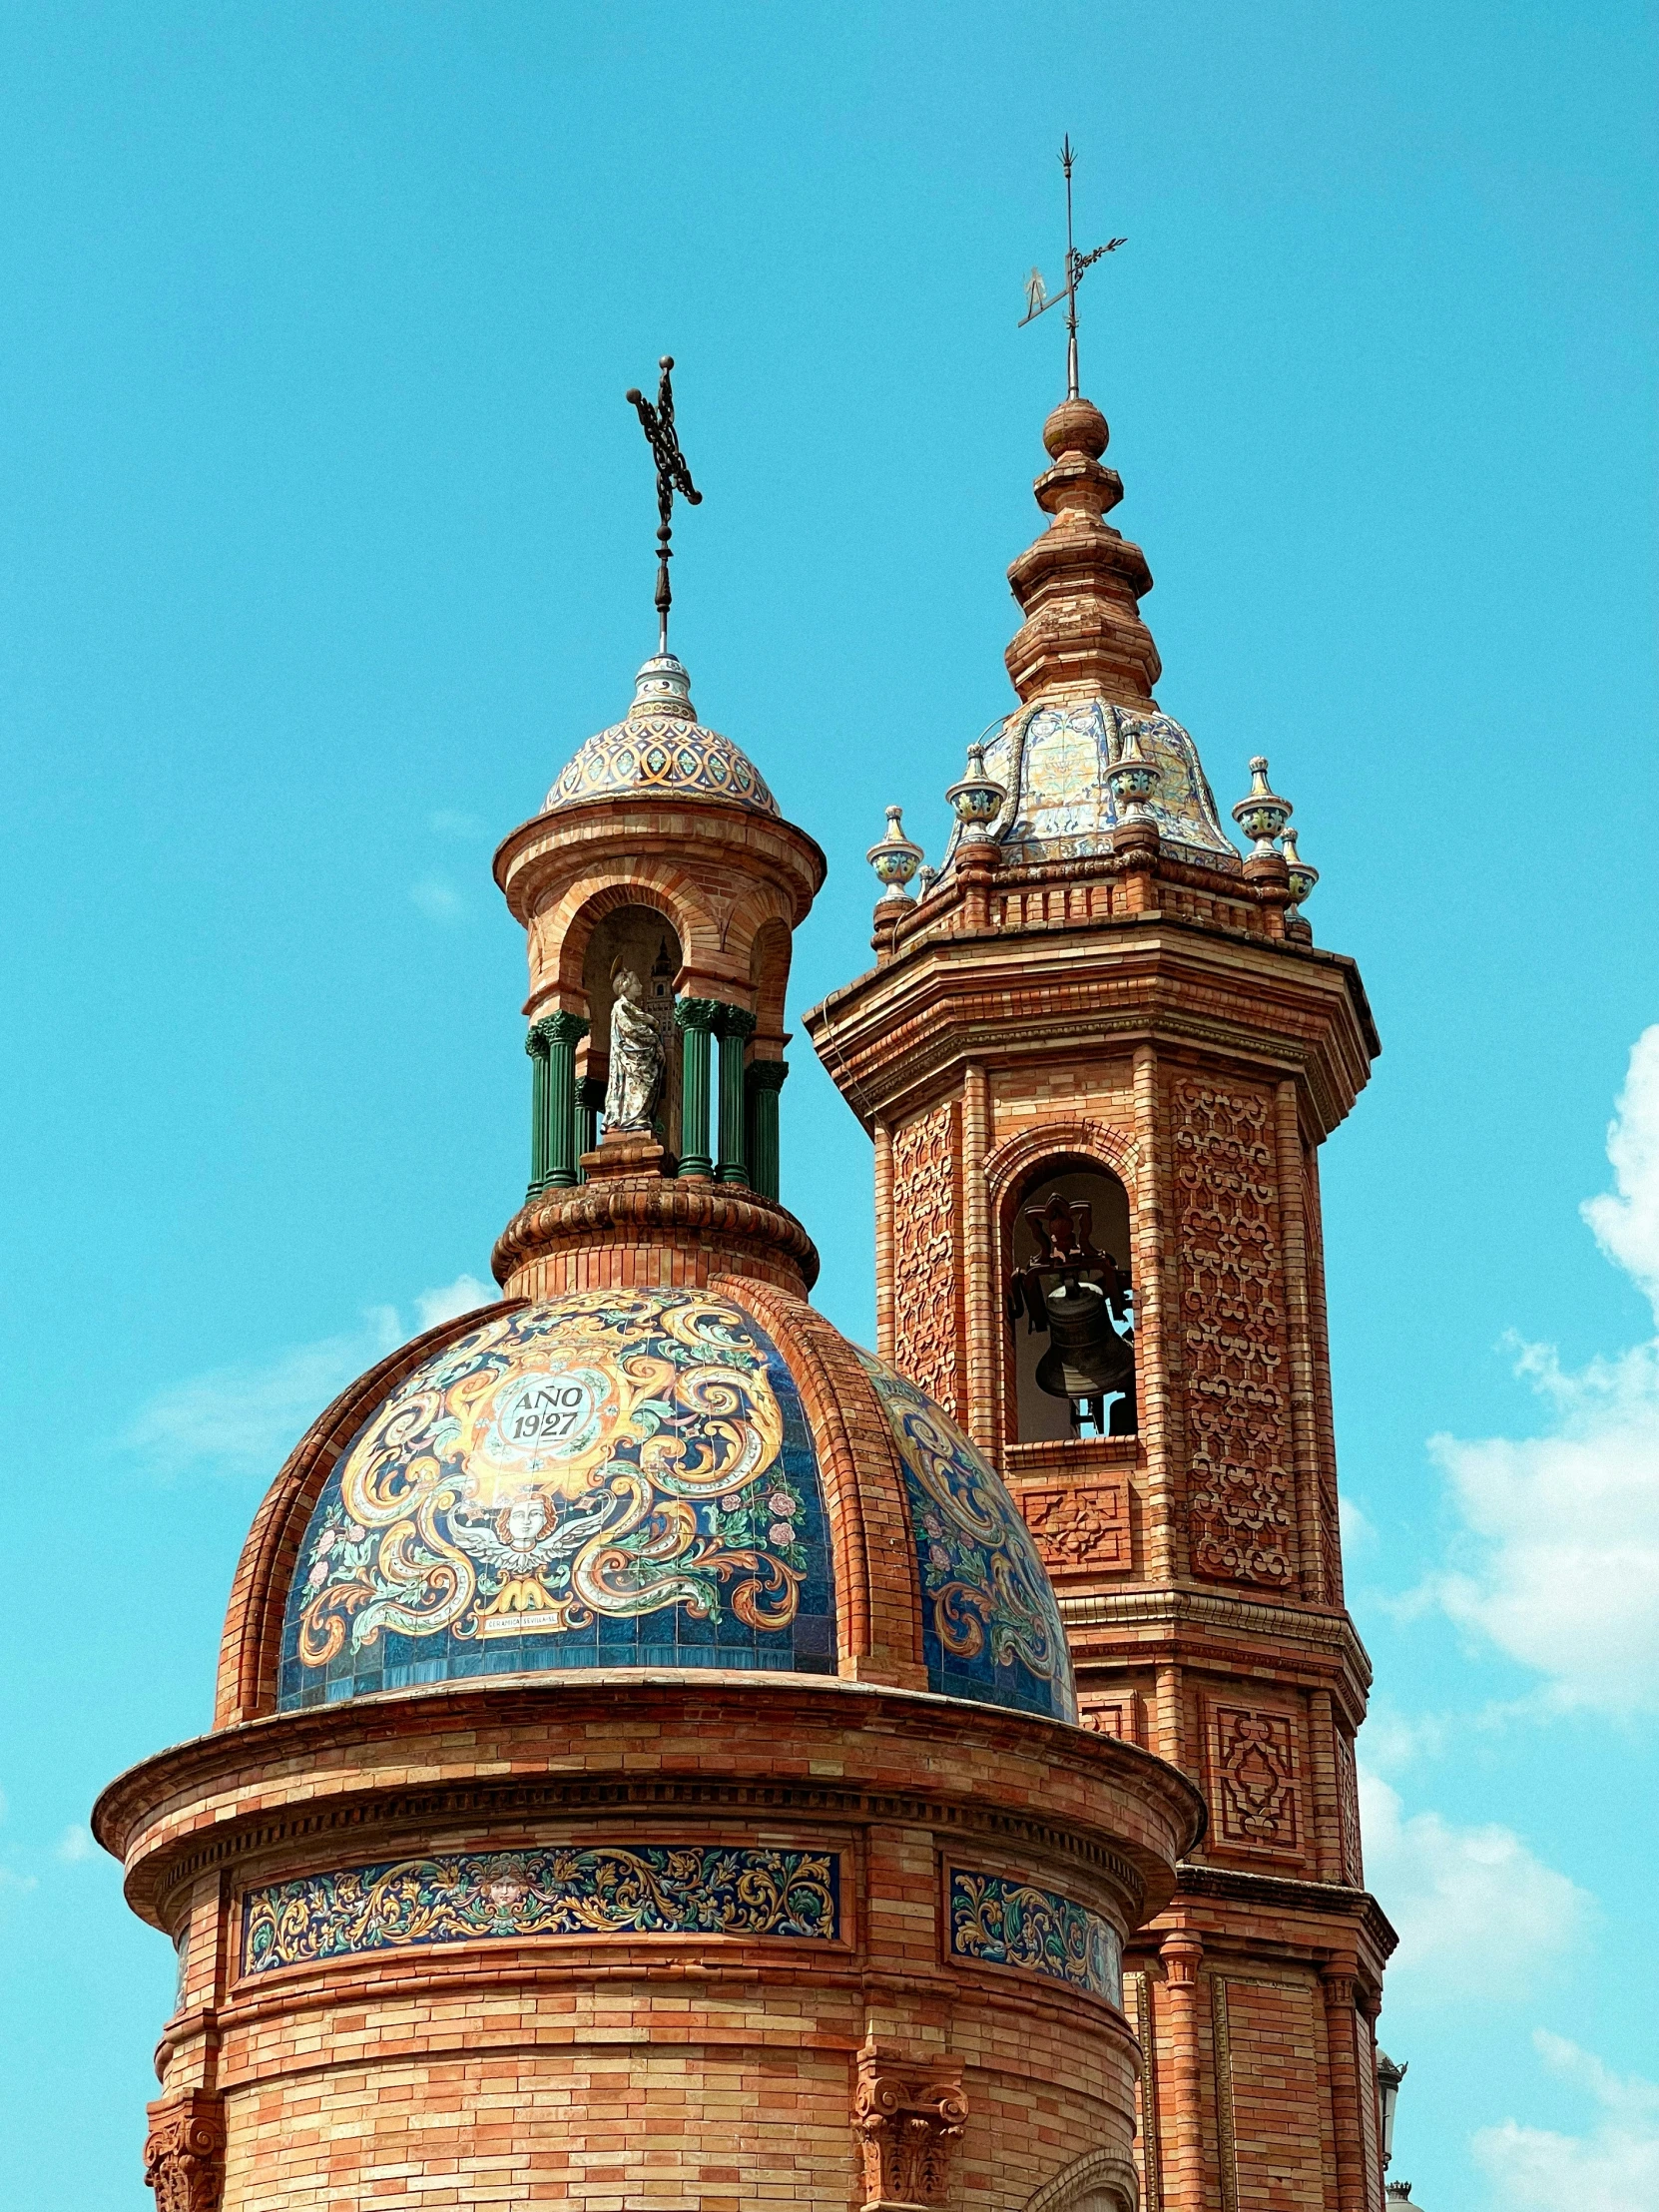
[804,387,1396,2210]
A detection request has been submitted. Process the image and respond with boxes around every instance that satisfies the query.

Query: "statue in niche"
[603,966,665,1134]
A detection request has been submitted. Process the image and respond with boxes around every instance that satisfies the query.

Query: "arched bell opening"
[580,905,685,1159]
[1004,1160,1137,1443]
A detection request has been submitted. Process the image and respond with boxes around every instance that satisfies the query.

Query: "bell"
[1034,1277,1135,1402]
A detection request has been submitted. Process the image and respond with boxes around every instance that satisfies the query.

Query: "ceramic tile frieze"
[242,1844,841,1973]
[854,1349,1076,1722]
[946,1866,1122,2002]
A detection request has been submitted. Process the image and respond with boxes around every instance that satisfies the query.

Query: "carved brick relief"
[1336,1729,1365,1887]
[1174,1081,1296,1587]
[852,2044,967,2209]
[890,1101,961,1416]
[1017,1475,1132,1573]
[1208,1702,1304,1860]
[1080,1695,1137,1745]
[144,2089,226,2212]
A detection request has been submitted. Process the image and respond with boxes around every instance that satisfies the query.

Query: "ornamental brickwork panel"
[891,1101,962,1416]
[1337,1730,1365,1887]
[1174,1080,1297,1587]
[1017,1476,1132,1574]
[1209,1701,1303,1859]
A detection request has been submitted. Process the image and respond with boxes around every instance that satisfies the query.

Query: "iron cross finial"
[1017,138,1126,401]
[626,355,703,657]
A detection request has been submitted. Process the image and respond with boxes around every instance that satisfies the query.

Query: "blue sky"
[0,4,1654,2204]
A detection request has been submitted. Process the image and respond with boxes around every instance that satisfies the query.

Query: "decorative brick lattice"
[1336,1730,1365,1886]
[1175,1081,1296,1586]
[1211,1704,1301,1854]
[891,1102,961,1413]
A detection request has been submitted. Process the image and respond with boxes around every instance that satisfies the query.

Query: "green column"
[575,1076,606,1179]
[541,1011,589,1188]
[525,1025,552,1198]
[674,997,721,1178]
[716,1005,757,1185]
[745,1058,789,1202]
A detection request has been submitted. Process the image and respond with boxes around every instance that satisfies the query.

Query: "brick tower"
[805,388,1395,2210]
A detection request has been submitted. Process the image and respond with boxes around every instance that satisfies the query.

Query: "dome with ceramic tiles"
[543,654,778,818]
[268,1281,1076,1726]
[944,696,1238,872]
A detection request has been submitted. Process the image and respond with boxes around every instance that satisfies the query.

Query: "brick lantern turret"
[806,390,1398,2212]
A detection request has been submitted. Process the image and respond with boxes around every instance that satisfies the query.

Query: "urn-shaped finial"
[1107,720,1162,824]
[1281,824,1319,916]
[866,805,924,902]
[1232,755,1292,857]
[945,743,1007,843]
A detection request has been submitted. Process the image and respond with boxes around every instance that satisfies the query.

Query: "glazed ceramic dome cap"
[542,654,780,819]
[242,1282,1077,1731]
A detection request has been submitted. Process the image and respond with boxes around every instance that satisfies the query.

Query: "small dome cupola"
[544,653,780,819]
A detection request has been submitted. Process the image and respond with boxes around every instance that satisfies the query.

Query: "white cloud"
[1338,1491,1377,1558]
[428,809,486,840]
[1358,1769,1590,1994]
[1473,2031,1659,2212]
[1416,1027,1659,1715]
[55,1826,97,1865]
[414,1274,494,1330]
[126,1278,493,1480]
[410,873,466,922]
[1582,1025,1659,1309]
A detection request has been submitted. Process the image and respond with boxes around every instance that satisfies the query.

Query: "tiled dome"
[272,1282,1075,1725]
[945,696,1238,871]
[543,654,778,818]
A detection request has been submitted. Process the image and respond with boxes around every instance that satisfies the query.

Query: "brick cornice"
[1162,1860,1398,1968]
[1059,1585,1374,1705]
[805,919,1377,1139]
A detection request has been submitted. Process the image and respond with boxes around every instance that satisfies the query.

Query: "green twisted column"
[524,1024,552,1198]
[745,1057,789,1202]
[715,1005,758,1185]
[674,997,723,1178]
[537,1011,590,1188]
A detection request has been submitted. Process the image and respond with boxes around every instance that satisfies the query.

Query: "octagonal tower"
[100,635,1204,2212]
[805,393,1397,2211]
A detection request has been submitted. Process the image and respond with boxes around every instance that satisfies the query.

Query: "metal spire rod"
[1018,138,1126,399]
[625,355,702,657]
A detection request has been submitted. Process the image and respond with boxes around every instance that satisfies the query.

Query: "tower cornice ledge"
[1059,1585,1374,1717]
[805,921,1377,1141]
[491,1172,821,1298]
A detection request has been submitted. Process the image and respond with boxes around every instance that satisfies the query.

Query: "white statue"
[603,966,665,1134]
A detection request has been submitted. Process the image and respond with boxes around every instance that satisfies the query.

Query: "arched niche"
[1006,1160,1136,1443]
[581,905,684,1153]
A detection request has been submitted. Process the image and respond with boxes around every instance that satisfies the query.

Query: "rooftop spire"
[1018,137,1126,402]
[625,355,702,657]
[1003,394,1162,705]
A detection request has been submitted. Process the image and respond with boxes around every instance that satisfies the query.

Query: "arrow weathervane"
[626,355,703,657]
[1019,138,1126,401]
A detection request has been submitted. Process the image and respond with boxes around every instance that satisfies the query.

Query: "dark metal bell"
[1033,1277,1136,1401]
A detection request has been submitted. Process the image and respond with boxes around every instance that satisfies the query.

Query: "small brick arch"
[1022,2149,1140,2212]
[542,871,721,1000]
[982,1117,1141,1209]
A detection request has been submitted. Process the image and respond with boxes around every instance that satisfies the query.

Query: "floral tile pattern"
[854,1350,1076,1722]
[242,1844,840,1973]
[278,1290,835,1708]
[943,698,1238,870]
[544,713,778,816]
[947,1866,1122,2002]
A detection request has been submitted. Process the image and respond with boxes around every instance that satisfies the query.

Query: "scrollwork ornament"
[143,2090,226,2212]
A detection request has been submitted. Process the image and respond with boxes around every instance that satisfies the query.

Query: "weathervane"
[626,355,702,657]
[1019,138,1126,401]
